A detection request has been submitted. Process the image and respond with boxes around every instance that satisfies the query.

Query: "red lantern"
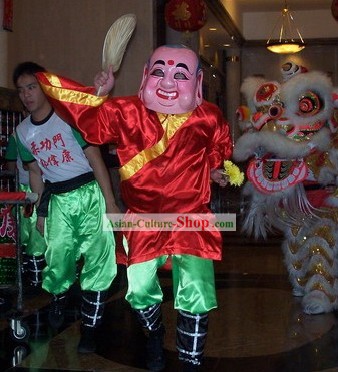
[165,0,207,32]
[332,0,338,21]
[3,0,13,31]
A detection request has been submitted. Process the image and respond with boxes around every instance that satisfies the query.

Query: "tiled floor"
[1,222,338,371]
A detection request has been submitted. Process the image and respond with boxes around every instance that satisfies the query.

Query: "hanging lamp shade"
[165,0,207,32]
[266,1,305,54]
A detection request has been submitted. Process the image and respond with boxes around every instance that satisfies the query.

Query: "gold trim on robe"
[119,112,192,181]
[42,73,107,107]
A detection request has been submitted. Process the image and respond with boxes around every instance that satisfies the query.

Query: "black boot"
[21,249,28,276]
[176,310,208,368]
[134,303,166,371]
[146,324,166,371]
[26,254,46,288]
[48,293,67,329]
[182,361,200,372]
[77,325,97,354]
[77,290,107,354]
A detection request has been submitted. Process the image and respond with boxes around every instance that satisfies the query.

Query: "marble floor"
[1,228,338,372]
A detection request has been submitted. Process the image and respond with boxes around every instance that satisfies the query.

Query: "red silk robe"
[36,72,233,265]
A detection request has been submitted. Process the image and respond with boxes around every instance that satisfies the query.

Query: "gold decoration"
[291,225,301,237]
[305,151,332,179]
[309,244,333,264]
[292,261,303,270]
[288,241,301,254]
[312,225,335,248]
[307,263,334,285]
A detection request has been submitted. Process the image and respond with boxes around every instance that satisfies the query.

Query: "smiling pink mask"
[138,45,203,114]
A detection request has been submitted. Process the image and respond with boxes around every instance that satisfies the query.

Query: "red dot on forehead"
[168,59,174,65]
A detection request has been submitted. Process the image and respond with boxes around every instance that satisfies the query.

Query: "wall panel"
[6,0,157,96]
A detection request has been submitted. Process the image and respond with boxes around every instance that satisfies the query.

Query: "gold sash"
[41,73,106,107]
[120,112,191,181]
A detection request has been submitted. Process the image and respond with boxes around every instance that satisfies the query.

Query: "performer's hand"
[36,216,45,236]
[94,65,115,96]
[211,169,229,188]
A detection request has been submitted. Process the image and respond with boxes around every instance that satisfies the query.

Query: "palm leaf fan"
[102,13,137,72]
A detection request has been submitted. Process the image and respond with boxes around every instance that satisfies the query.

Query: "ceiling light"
[266,0,305,54]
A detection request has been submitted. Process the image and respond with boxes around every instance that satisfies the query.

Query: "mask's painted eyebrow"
[150,60,165,68]
[176,63,190,72]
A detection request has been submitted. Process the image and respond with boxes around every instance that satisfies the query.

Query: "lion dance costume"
[234,62,338,315]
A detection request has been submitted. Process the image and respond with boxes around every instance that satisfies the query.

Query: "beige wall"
[4,0,157,96]
[0,1,8,87]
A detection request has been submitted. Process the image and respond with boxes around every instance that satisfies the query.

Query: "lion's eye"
[269,104,283,119]
[298,91,322,116]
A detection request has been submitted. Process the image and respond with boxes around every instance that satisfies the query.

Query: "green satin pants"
[19,183,47,256]
[43,181,116,295]
[126,254,217,314]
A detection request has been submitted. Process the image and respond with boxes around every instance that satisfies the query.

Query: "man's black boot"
[134,303,166,371]
[77,325,96,353]
[182,361,200,372]
[77,290,107,354]
[177,310,208,369]
[146,323,166,371]
[48,293,67,329]
[26,254,46,288]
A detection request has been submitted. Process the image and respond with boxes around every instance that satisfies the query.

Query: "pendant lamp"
[266,0,305,54]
